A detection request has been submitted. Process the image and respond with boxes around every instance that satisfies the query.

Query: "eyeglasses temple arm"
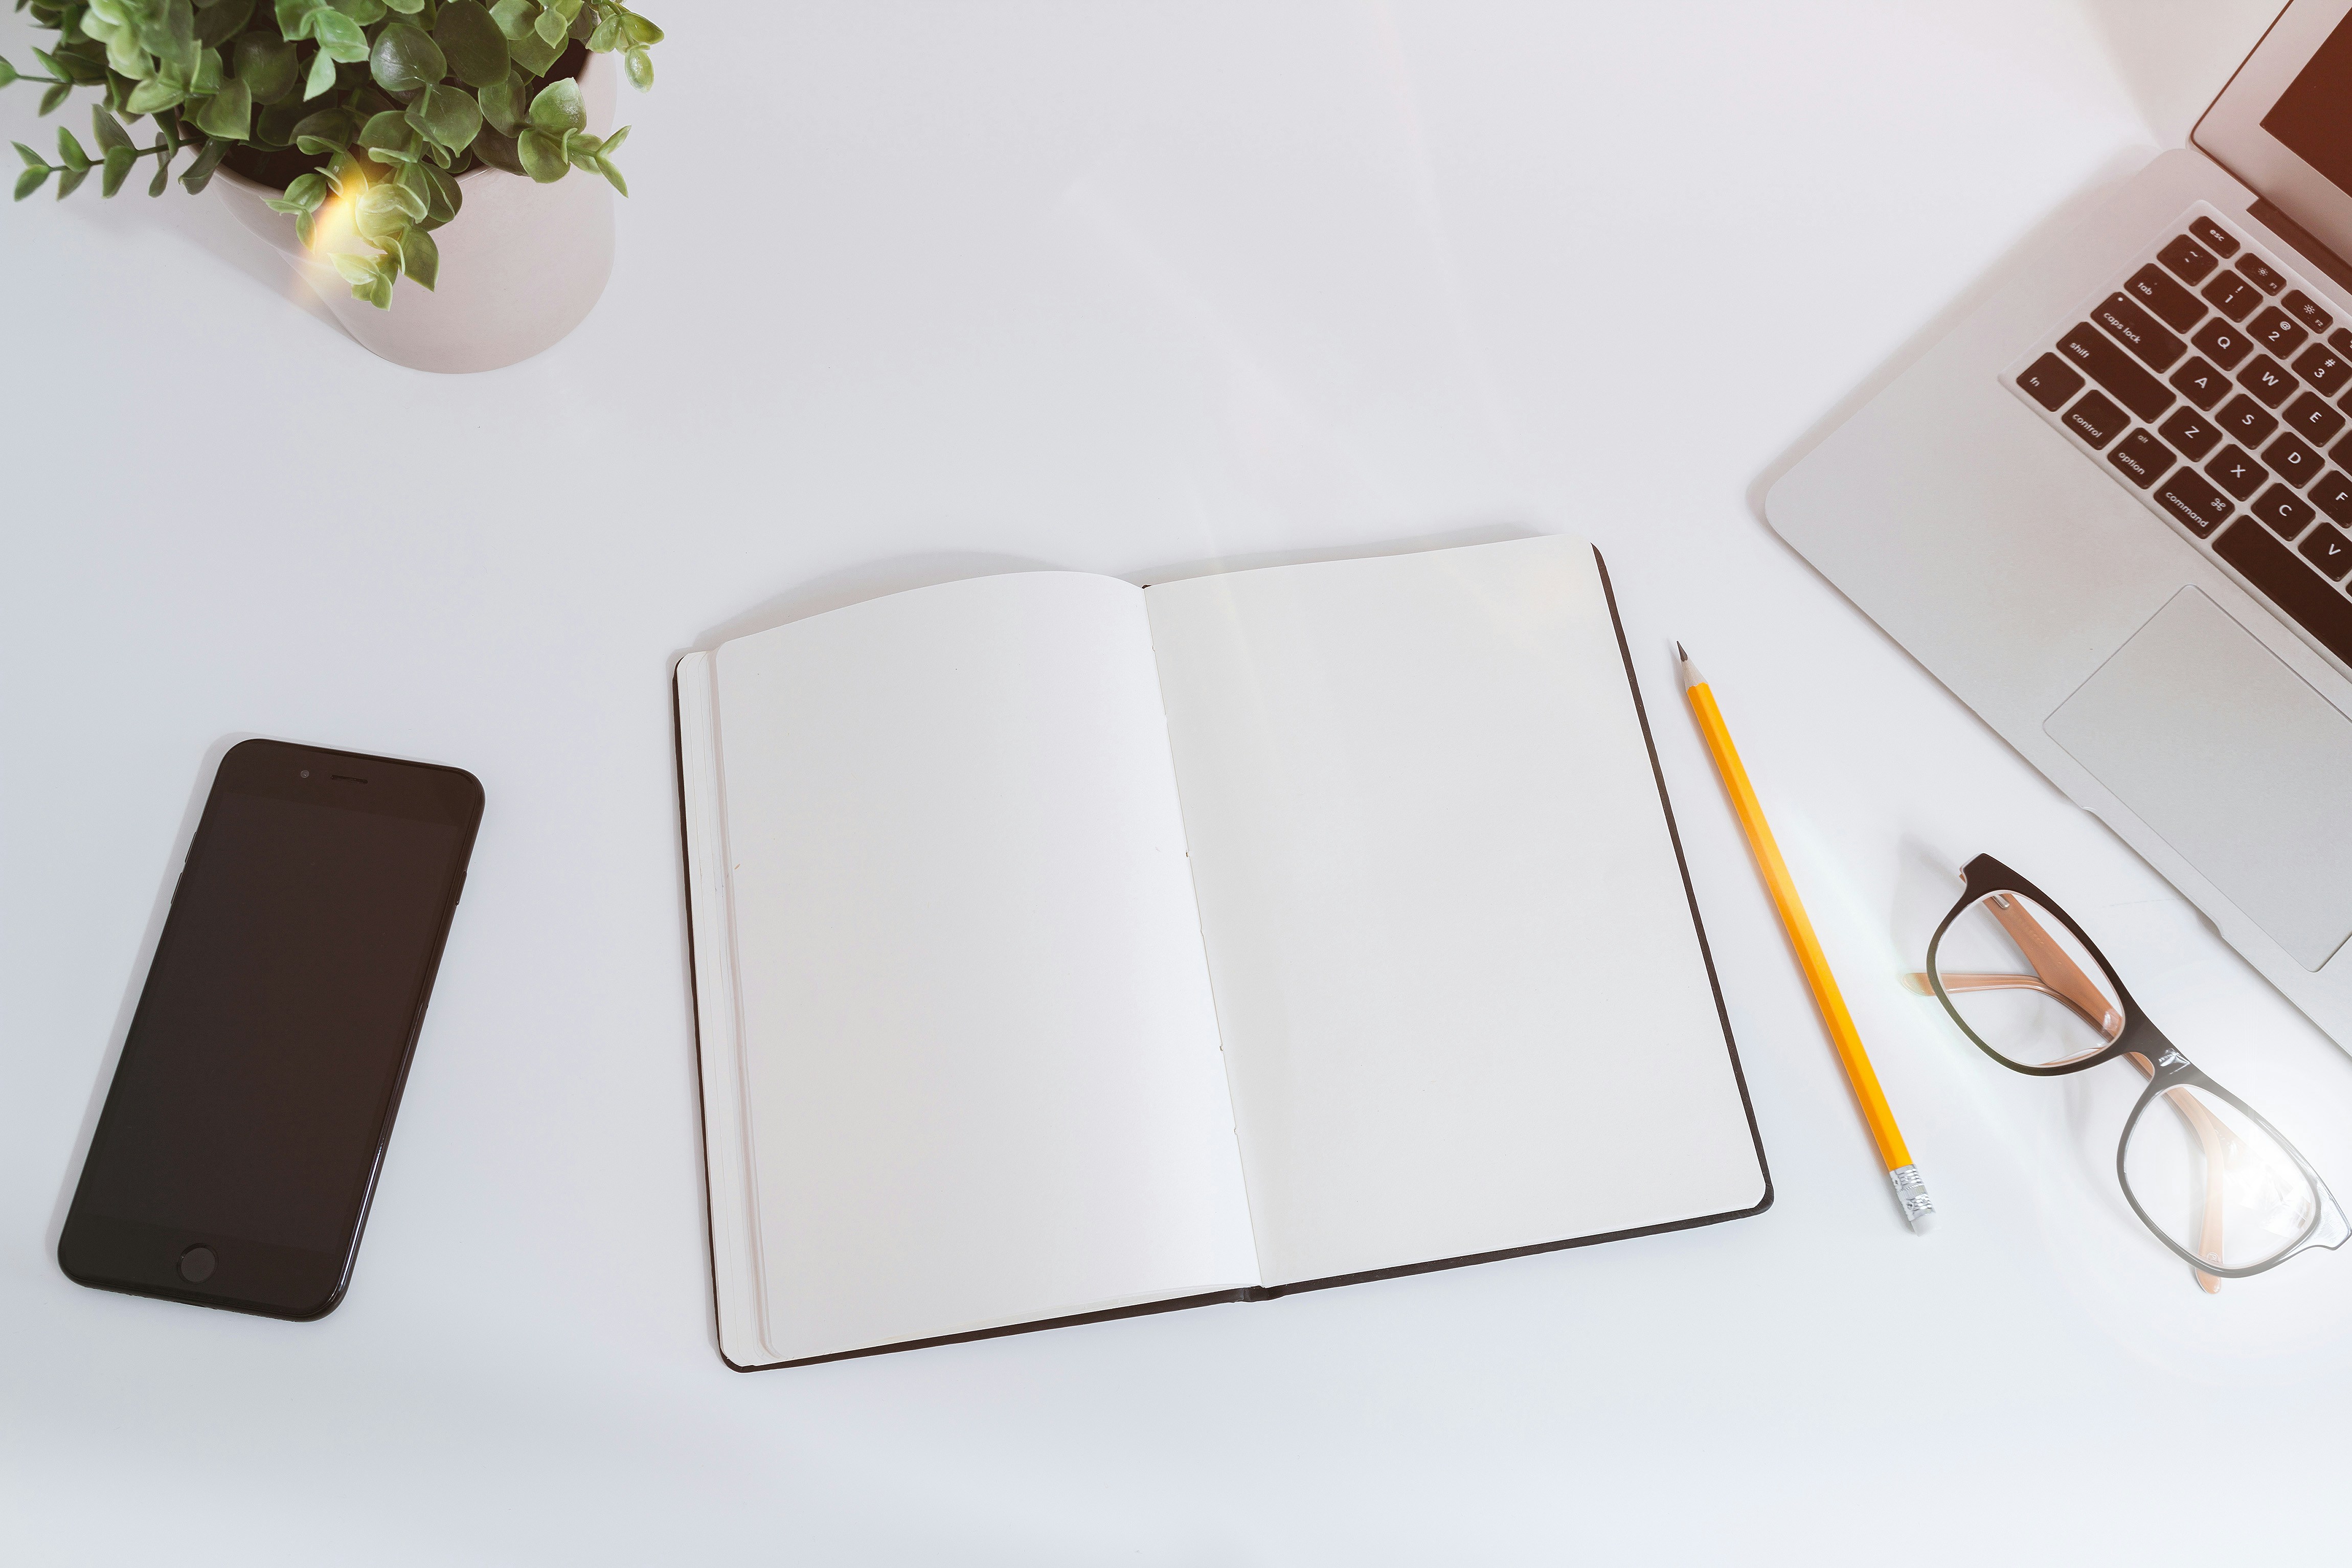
[1904,970,2123,1044]
[2125,1050,2227,1294]
[1980,899,2126,1042]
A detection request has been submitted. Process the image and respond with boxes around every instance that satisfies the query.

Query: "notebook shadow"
[44,733,258,1256]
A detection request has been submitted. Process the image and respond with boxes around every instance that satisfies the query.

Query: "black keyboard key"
[2158,235,2219,285]
[2159,405,2223,460]
[2218,394,2279,447]
[2240,255,2287,293]
[2169,355,2231,409]
[2202,271,2263,321]
[2125,264,2207,332]
[2312,469,2352,528]
[2215,520,2352,666]
[2192,318,2253,369]
[2209,443,2270,499]
[2189,216,2241,258]
[2249,306,2310,359]
[2286,289,2334,333]
[2094,293,2188,370]
[2238,353,2296,407]
[2055,323,2175,421]
[2254,483,2315,537]
[2017,352,2085,411]
[2064,390,2130,448]
[2301,522,2352,580]
[2294,345,2352,396]
[2285,389,2347,445]
[2268,430,2323,487]
[2153,467,2235,536]
[2109,429,2176,488]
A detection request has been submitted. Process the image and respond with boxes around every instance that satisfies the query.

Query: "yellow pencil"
[1678,644,1934,1235]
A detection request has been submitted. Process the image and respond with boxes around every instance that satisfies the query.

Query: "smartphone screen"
[59,739,482,1319]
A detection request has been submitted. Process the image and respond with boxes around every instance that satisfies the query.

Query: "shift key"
[2056,322,2176,420]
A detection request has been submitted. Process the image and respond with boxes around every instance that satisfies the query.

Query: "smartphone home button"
[178,1245,216,1284]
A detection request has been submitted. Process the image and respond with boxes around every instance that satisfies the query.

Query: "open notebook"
[675,535,1770,1369]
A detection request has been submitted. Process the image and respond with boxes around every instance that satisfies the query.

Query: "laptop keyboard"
[2007,204,2352,670]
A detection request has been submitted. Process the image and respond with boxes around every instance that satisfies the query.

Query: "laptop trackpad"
[2046,588,2352,971]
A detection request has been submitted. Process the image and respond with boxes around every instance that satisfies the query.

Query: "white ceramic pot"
[213,57,617,373]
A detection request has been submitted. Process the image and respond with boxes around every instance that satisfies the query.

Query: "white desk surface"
[7,2,2346,1561]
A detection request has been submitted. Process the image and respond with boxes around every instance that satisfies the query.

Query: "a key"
[2159,405,2223,461]
[2095,293,2188,370]
[2153,467,2235,536]
[2284,389,2347,445]
[2238,353,2297,407]
[2017,352,2085,412]
[2286,289,2334,333]
[2125,265,2207,333]
[2202,271,2263,321]
[2268,430,2323,487]
[2209,444,2270,499]
[2293,344,2352,396]
[2065,390,2131,448]
[2169,355,2230,409]
[2218,393,2280,446]
[2109,429,2177,488]
[2249,306,2310,358]
[2300,522,2352,580]
[2192,318,2252,369]
[2159,235,2219,285]
[2189,217,2241,258]
[2240,255,2288,293]
[2215,521,2352,666]
[2310,469,2352,529]
[2055,323,2175,421]
[2255,482,2315,537]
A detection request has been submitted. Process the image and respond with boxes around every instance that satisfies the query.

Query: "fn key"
[2018,353,2086,411]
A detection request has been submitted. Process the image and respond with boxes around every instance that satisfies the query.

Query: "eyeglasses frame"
[1924,853,2349,1284]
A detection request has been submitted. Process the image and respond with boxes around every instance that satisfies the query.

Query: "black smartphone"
[59,738,483,1320]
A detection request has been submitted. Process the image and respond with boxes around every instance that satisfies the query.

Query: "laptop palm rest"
[2046,588,2352,972]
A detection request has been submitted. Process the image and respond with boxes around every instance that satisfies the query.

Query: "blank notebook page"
[713,574,1258,1362]
[1144,537,1766,1288]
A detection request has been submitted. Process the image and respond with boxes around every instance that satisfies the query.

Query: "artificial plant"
[2,0,662,306]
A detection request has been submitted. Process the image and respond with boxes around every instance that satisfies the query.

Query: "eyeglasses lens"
[2121,1085,2319,1271]
[1929,891,2124,1069]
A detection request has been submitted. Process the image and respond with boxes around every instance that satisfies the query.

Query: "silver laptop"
[1769,0,2352,1046]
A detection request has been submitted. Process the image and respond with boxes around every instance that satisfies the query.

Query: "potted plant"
[4,0,664,370]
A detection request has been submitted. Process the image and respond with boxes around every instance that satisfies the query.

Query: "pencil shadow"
[46,734,258,1254]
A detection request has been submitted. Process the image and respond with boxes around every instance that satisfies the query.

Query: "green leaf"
[275,0,326,37]
[506,26,557,75]
[15,164,51,200]
[370,21,444,93]
[102,27,147,79]
[149,141,172,194]
[353,180,415,240]
[234,34,298,102]
[253,97,307,147]
[359,106,420,162]
[55,127,90,170]
[418,157,459,224]
[382,0,424,11]
[100,141,138,194]
[594,152,622,196]
[585,14,615,52]
[433,1,508,88]
[124,78,184,113]
[178,134,229,191]
[310,10,368,62]
[56,162,88,196]
[515,123,563,181]
[194,0,255,48]
[487,0,531,41]
[330,0,388,23]
[290,107,353,150]
[596,122,625,156]
[530,3,562,45]
[469,122,519,173]
[475,73,521,133]
[622,44,648,90]
[294,208,314,246]
[405,80,480,150]
[13,141,42,168]
[281,168,327,206]
[190,77,248,138]
[330,248,376,285]
[526,74,580,131]
[0,58,17,89]
[192,47,224,96]
[140,0,199,80]
[621,11,660,45]
[395,221,437,288]
[302,47,337,99]
[92,104,133,152]
[39,81,71,113]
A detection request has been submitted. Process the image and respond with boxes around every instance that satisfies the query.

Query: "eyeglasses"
[1913,854,2349,1291]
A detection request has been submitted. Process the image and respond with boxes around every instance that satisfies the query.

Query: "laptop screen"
[2264,14,2352,196]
